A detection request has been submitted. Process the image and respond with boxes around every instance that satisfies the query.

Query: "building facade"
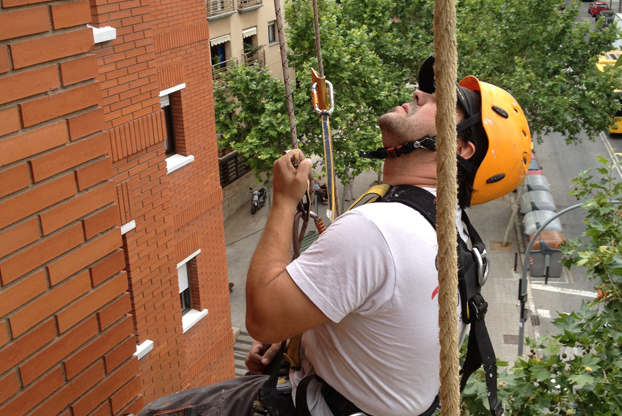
[0,0,244,413]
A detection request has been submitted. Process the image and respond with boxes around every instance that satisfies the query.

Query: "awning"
[210,34,230,46]
[242,27,257,38]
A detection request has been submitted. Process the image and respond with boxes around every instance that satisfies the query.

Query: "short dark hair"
[457,127,475,209]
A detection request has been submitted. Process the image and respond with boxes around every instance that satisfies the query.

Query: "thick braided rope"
[433,0,461,413]
[273,0,297,147]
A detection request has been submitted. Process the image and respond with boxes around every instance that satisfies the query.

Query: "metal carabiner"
[472,247,490,286]
[311,80,335,115]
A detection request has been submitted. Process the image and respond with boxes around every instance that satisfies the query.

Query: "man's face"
[378,90,465,148]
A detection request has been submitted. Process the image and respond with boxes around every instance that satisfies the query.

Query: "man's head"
[374,55,531,207]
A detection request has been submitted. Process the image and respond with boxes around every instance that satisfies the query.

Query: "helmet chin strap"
[358,136,437,159]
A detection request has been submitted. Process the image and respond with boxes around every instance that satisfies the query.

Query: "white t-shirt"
[286,191,469,416]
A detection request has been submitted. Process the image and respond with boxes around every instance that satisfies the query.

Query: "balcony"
[207,0,235,19]
[212,58,236,81]
[218,149,252,188]
[242,50,265,67]
[238,0,262,12]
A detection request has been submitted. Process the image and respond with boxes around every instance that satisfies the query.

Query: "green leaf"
[568,373,595,387]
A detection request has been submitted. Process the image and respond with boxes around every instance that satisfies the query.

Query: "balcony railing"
[207,0,234,18]
[218,149,252,187]
[242,50,265,67]
[211,58,236,81]
[238,0,262,9]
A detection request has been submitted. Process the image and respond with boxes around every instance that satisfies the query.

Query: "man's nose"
[413,90,434,105]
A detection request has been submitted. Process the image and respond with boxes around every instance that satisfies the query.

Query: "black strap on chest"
[380,185,503,416]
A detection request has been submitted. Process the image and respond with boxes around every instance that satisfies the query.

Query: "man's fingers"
[297,158,313,179]
[260,343,281,365]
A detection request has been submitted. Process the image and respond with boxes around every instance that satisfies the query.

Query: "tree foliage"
[215,0,622,181]
[462,155,622,415]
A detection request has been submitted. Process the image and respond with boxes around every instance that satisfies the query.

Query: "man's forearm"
[246,201,296,311]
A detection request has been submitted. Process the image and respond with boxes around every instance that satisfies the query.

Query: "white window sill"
[159,83,186,97]
[166,154,194,174]
[178,249,201,269]
[134,339,153,360]
[88,25,117,44]
[182,309,208,333]
[121,220,136,235]
[269,41,279,47]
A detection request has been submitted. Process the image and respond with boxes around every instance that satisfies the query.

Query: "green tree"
[462,155,622,415]
[213,61,292,183]
[457,0,622,144]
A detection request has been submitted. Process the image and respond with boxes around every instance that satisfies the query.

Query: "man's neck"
[382,152,437,188]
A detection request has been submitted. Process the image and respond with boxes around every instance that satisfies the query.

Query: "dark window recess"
[268,21,276,43]
[164,104,176,156]
[218,150,252,187]
[180,288,192,315]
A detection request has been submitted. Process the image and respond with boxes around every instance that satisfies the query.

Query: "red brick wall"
[89,0,235,405]
[0,1,143,415]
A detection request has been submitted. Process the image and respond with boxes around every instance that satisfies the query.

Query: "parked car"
[589,2,610,18]
[527,152,542,175]
[600,10,616,27]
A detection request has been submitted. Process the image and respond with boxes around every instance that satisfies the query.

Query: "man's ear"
[457,139,476,160]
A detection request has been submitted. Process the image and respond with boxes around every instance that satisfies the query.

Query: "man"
[136,56,530,416]
[245,56,530,415]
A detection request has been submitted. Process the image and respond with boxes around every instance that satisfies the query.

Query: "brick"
[0,46,9,74]
[91,403,112,416]
[2,0,50,7]
[0,173,75,238]
[97,292,131,330]
[76,157,113,191]
[30,361,104,416]
[0,371,19,404]
[0,121,68,167]
[0,270,47,318]
[0,218,39,259]
[9,270,91,338]
[56,271,128,333]
[104,334,135,373]
[29,132,109,182]
[0,319,56,375]
[51,1,92,29]
[68,108,105,141]
[20,82,101,128]
[120,395,144,416]
[47,229,122,286]
[64,315,133,379]
[109,375,141,414]
[19,316,98,386]
[90,250,125,287]
[83,205,120,240]
[60,55,99,86]
[0,65,59,106]
[71,358,139,416]
[0,106,19,136]
[0,163,30,198]
[0,367,63,416]
[10,28,93,69]
[0,7,49,41]
[0,223,83,286]
[0,323,8,348]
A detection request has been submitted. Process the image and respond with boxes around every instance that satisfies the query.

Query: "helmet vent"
[522,131,527,137]
[492,106,509,118]
[486,173,505,184]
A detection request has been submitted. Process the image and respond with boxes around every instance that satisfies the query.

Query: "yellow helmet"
[458,76,531,205]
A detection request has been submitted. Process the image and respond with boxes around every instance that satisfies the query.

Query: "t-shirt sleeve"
[286,208,396,323]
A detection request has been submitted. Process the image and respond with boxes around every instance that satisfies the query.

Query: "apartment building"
[208,0,295,220]
[0,0,238,414]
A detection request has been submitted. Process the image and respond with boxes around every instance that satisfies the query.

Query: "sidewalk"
[224,172,533,365]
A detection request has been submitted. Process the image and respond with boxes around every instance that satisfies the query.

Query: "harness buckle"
[469,295,488,321]
[472,247,490,286]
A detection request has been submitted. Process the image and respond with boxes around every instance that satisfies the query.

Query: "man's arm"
[246,150,329,344]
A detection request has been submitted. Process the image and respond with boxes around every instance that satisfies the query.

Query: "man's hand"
[272,149,313,209]
[245,341,281,375]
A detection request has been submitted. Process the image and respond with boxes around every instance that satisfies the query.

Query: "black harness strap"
[358,136,437,160]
